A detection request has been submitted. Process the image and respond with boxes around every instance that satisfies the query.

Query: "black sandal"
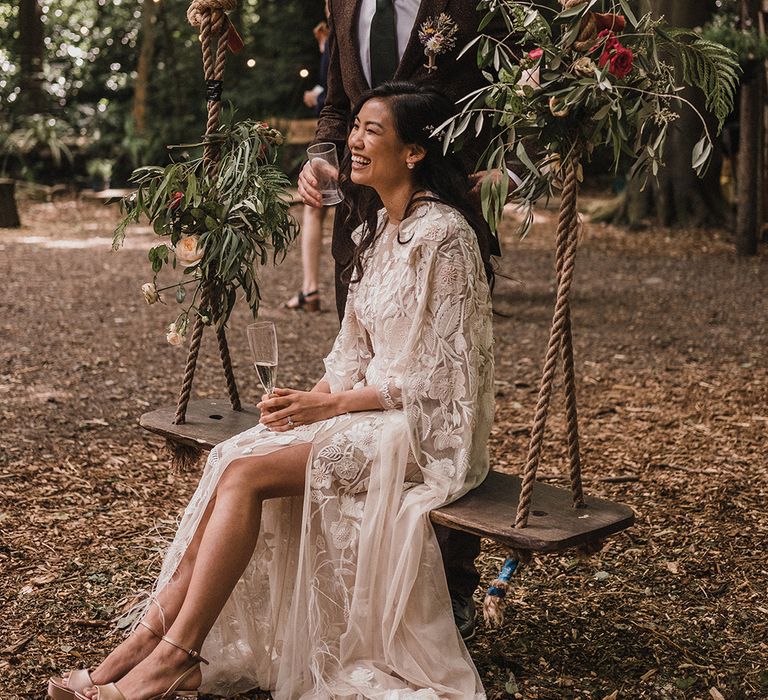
[284,289,320,311]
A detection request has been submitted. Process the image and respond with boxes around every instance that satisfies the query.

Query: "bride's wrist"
[327,392,344,417]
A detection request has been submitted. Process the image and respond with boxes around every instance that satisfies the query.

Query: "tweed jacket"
[314,0,500,312]
[316,0,494,153]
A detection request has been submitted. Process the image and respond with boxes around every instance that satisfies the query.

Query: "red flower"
[169,191,184,210]
[609,46,634,78]
[594,13,626,32]
[528,47,544,60]
[592,29,620,54]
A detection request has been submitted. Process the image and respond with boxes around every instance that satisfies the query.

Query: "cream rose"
[573,56,597,77]
[166,322,184,346]
[549,95,571,117]
[174,235,204,267]
[141,282,159,304]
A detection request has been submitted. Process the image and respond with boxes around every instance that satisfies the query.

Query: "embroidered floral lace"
[140,201,494,699]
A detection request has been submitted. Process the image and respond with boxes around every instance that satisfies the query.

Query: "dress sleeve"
[321,278,373,393]
[383,214,495,500]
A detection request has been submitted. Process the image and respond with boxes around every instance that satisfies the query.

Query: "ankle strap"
[138,620,163,640]
[161,634,209,665]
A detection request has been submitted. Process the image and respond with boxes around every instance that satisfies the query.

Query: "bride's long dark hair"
[340,81,495,289]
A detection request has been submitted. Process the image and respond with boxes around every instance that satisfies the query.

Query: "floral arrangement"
[440,0,740,233]
[113,117,298,344]
[419,13,459,72]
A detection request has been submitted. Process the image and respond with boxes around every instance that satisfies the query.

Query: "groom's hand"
[298,161,324,209]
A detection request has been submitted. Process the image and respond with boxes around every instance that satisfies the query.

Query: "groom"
[298,0,502,640]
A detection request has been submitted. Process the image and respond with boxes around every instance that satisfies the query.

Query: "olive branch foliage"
[438,0,740,235]
[113,114,299,337]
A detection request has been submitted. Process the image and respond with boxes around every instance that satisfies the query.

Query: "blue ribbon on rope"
[485,557,520,599]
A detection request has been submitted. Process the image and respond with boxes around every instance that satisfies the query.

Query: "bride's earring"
[406,162,415,169]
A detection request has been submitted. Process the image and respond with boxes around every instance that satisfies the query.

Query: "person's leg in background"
[285,204,328,311]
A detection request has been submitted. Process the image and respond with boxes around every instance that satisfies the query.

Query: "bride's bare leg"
[83,496,217,687]
[83,443,310,699]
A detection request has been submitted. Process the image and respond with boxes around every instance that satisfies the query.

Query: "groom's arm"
[312,3,350,152]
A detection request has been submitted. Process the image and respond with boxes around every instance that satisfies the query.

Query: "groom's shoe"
[451,593,476,641]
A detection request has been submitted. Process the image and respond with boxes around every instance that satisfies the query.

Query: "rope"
[485,159,585,627]
[214,295,242,411]
[172,0,241,428]
[555,181,585,509]
[174,285,211,425]
[514,160,583,529]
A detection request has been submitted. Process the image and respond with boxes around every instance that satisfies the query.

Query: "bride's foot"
[48,618,164,699]
[80,636,205,700]
[86,618,164,688]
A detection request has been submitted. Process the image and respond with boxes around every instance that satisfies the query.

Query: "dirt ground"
[1,195,766,700]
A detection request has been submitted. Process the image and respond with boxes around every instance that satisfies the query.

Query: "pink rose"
[528,47,544,60]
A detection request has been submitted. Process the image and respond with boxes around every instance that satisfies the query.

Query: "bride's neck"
[377,177,420,225]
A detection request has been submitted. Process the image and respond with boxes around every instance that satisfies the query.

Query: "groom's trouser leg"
[434,525,481,598]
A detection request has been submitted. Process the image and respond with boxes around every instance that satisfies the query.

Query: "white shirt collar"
[357,0,422,87]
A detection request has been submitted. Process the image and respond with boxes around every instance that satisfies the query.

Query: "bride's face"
[348,98,415,191]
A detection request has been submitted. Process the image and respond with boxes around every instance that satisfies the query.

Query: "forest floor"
[1,195,766,700]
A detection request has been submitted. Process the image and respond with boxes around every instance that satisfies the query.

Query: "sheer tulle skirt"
[143,411,486,699]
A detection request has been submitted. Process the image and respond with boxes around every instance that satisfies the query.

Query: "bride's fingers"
[258,396,292,411]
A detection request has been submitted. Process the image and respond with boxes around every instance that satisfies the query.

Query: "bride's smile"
[348,98,423,191]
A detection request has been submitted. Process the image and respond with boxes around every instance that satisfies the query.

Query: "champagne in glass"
[247,321,278,396]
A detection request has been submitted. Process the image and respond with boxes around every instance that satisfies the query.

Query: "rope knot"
[187,0,236,28]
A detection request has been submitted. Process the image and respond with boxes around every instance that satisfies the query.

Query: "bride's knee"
[216,455,273,500]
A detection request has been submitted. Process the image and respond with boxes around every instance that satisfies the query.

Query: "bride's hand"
[257,388,337,431]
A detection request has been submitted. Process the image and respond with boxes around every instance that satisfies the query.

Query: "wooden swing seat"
[141,399,635,553]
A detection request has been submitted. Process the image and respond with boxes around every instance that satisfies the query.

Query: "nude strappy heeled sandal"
[47,620,163,700]
[73,635,209,700]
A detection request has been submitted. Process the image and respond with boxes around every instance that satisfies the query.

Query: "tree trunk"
[735,0,763,255]
[132,0,160,136]
[0,180,22,228]
[17,0,46,114]
[613,0,727,229]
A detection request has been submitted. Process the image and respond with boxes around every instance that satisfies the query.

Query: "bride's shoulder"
[351,208,387,245]
[401,199,474,249]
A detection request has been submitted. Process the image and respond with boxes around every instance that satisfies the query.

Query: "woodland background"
[1,1,767,699]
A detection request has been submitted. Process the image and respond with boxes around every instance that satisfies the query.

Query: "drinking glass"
[306,142,343,206]
[247,321,278,396]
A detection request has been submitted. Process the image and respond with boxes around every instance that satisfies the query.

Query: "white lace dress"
[146,200,495,699]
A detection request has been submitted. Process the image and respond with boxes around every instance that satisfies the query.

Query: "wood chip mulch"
[0,197,766,700]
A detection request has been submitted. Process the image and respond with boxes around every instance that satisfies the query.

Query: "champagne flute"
[247,321,278,396]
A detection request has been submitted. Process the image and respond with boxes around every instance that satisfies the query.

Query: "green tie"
[370,0,398,87]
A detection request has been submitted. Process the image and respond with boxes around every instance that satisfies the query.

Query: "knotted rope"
[515,160,584,528]
[170,0,241,468]
[484,159,586,626]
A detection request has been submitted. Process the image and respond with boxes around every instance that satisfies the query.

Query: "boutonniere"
[418,13,459,72]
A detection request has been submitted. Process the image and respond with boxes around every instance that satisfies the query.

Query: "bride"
[49,81,495,700]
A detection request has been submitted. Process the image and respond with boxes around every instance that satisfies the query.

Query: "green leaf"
[516,141,540,177]
[617,0,638,28]
[558,2,589,19]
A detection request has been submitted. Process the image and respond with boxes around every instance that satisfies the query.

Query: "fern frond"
[661,31,740,133]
